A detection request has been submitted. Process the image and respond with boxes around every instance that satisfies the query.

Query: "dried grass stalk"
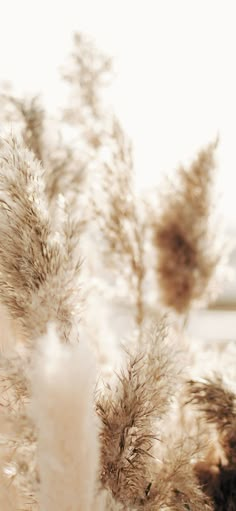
[0,94,44,162]
[145,440,213,511]
[97,321,176,508]
[94,118,145,326]
[0,136,81,342]
[63,32,112,125]
[188,377,236,510]
[188,377,236,466]
[0,345,37,509]
[152,140,221,313]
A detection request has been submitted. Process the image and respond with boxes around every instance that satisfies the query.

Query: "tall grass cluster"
[0,33,234,510]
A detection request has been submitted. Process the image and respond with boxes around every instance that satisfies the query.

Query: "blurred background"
[1,0,236,337]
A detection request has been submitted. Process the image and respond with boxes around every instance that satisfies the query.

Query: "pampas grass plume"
[31,324,99,511]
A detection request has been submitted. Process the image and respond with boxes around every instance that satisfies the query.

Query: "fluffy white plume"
[0,467,20,510]
[31,324,99,511]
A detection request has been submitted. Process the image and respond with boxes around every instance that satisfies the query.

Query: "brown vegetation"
[0,32,234,511]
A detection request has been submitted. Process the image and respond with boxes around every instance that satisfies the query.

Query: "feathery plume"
[0,344,37,509]
[152,140,222,314]
[188,377,236,466]
[0,94,44,162]
[0,469,20,511]
[94,118,145,326]
[188,377,236,510]
[97,320,176,507]
[63,32,112,125]
[31,324,99,511]
[0,135,81,342]
[0,90,88,229]
[145,439,213,511]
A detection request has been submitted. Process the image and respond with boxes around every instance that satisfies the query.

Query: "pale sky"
[1,0,236,225]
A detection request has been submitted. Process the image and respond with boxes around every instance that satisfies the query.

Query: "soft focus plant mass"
[0,33,235,511]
